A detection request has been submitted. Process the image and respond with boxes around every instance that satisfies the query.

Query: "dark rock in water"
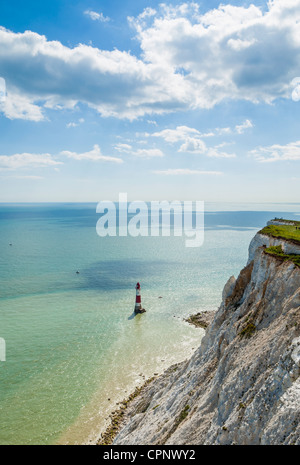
[135,308,146,314]
[185,311,216,329]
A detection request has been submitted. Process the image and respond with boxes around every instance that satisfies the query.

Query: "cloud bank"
[0,145,123,170]
[0,1,300,120]
[251,140,300,162]
[149,125,238,158]
[0,152,62,170]
[60,144,123,163]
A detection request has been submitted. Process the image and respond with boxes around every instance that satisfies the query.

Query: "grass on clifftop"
[259,224,300,245]
[264,245,300,268]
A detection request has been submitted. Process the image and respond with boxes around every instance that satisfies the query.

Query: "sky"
[0,0,300,203]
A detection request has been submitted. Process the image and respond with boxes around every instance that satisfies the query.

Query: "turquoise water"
[0,203,300,445]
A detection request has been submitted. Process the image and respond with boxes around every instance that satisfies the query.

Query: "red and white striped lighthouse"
[135,282,142,311]
[134,282,146,313]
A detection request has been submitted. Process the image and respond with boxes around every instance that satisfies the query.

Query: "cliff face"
[113,232,300,445]
[248,231,300,259]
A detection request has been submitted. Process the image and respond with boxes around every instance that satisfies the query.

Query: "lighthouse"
[134,282,146,314]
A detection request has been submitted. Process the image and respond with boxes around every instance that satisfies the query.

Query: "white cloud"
[151,126,201,143]
[206,148,236,158]
[0,27,157,120]
[1,1,300,120]
[114,143,133,153]
[153,169,223,175]
[227,38,257,51]
[214,142,233,149]
[235,119,253,134]
[0,92,45,121]
[0,76,6,102]
[0,145,124,171]
[66,118,84,128]
[178,139,235,157]
[291,77,300,101]
[134,7,157,22]
[131,1,300,108]
[149,124,236,158]
[113,143,163,157]
[178,138,207,154]
[250,140,300,162]
[60,144,123,163]
[84,10,110,22]
[150,120,252,145]
[0,152,62,170]
[217,127,232,135]
[134,148,164,158]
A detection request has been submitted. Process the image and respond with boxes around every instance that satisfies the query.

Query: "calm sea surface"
[0,203,299,444]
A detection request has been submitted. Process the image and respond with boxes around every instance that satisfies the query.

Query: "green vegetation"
[259,220,300,268]
[185,313,208,329]
[239,321,256,339]
[259,223,300,245]
[264,245,300,268]
[178,405,190,423]
[98,376,155,446]
[164,404,191,442]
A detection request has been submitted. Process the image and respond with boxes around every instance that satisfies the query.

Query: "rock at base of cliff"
[185,311,216,329]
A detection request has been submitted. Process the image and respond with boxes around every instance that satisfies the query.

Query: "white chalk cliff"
[114,231,300,445]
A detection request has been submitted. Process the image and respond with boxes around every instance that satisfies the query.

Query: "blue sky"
[0,0,300,202]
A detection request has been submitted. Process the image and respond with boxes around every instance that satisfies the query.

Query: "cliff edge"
[113,228,300,445]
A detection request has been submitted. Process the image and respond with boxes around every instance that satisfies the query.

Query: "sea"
[0,202,300,445]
